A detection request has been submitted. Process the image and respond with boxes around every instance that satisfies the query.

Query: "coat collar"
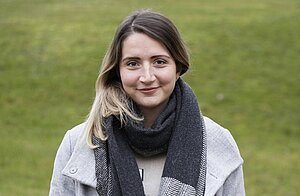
[62,132,97,188]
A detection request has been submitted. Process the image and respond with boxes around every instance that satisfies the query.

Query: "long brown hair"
[85,9,190,147]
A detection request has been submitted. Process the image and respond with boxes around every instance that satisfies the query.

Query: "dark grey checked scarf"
[93,78,206,196]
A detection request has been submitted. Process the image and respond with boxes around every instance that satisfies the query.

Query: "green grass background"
[0,0,299,195]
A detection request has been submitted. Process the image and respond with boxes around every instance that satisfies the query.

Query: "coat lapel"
[62,132,98,188]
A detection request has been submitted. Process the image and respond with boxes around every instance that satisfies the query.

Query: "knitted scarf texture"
[93,78,206,196]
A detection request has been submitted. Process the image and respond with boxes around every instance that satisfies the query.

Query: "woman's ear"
[176,72,180,80]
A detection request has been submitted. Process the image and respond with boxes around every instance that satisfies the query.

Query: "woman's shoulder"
[59,122,88,152]
[204,116,242,155]
[203,116,243,176]
[67,122,87,140]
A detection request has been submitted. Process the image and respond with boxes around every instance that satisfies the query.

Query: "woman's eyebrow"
[121,54,171,62]
[121,57,140,62]
[151,55,171,59]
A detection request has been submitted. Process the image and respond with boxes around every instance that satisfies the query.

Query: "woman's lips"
[138,87,159,94]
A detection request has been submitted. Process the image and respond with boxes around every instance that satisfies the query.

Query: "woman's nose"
[139,64,155,83]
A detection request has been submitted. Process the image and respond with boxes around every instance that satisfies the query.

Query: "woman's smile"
[138,86,160,94]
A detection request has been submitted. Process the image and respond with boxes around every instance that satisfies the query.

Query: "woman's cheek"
[120,71,138,86]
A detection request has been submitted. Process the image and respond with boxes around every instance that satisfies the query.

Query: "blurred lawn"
[0,0,299,195]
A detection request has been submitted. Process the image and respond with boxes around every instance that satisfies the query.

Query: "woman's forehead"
[121,33,171,59]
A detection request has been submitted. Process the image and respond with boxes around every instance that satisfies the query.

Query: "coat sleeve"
[215,165,245,196]
[49,130,75,196]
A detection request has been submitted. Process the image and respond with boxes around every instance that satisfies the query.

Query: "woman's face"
[119,33,180,113]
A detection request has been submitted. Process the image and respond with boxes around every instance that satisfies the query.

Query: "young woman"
[50,9,245,196]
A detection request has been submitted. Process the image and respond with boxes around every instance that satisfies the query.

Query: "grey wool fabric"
[49,116,245,196]
[92,78,206,196]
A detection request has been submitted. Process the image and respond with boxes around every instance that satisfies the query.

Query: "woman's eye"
[154,59,167,65]
[127,61,138,67]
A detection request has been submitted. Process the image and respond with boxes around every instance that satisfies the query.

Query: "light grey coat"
[49,116,245,196]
